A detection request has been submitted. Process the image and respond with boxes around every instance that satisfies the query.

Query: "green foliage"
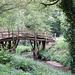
[8,55,72,75]
[0,0,61,33]
[39,48,51,60]
[0,51,72,75]
[0,0,75,73]
[52,37,70,67]
[0,64,31,75]
[16,45,32,54]
[39,37,70,67]
[56,37,69,50]
[0,49,12,64]
[9,55,37,72]
[60,0,75,73]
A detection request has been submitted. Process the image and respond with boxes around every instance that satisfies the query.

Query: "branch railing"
[0,29,55,40]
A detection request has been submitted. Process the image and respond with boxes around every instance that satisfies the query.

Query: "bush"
[38,48,51,60]
[0,48,12,64]
[56,37,69,50]
[9,55,37,72]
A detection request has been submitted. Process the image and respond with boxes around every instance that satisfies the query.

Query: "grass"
[1,54,72,75]
[0,64,31,75]
[0,49,72,75]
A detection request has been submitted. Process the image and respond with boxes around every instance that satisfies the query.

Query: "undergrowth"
[0,49,72,75]
[39,37,70,67]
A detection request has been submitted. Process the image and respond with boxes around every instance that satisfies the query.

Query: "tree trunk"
[70,23,75,73]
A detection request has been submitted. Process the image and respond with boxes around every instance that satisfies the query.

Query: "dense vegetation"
[0,49,72,75]
[0,0,75,74]
[39,37,70,67]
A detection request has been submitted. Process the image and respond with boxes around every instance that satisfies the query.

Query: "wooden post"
[30,40,34,50]
[13,40,16,53]
[37,41,40,55]
[12,30,13,38]
[1,42,4,48]
[15,40,19,49]
[8,41,12,52]
[33,30,38,59]
[42,41,46,50]
[8,29,10,37]
[18,28,19,36]
[2,32,3,39]
[12,30,16,53]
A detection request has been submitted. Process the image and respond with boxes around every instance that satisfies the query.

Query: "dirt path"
[43,61,70,72]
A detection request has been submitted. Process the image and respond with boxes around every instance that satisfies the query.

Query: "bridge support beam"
[8,41,12,52]
[33,40,38,60]
[42,41,46,50]
[0,40,19,53]
[30,40,46,60]
[12,40,19,53]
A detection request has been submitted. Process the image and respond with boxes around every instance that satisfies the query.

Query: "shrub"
[0,48,12,64]
[56,37,69,50]
[9,55,37,72]
[38,48,51,60]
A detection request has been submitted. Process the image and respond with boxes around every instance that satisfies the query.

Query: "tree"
[60,0,75,73]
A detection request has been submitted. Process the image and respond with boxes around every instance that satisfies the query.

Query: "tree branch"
[41,0,60,7]
[0,6,18,14]
[0,4,12,9]
[28,0,32,5]
[0,0,32,14]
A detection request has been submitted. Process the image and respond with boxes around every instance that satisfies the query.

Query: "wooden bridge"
[0,29,56,59]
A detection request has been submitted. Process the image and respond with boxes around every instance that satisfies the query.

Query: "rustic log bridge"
[0,29,56,59]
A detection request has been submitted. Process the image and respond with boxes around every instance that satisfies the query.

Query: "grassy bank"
[39,37,70,67]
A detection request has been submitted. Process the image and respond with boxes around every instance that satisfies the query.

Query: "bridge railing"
[0,29,55,40]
